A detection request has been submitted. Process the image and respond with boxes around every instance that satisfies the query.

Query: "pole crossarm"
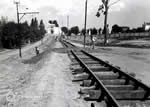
[14,1,39,58]
[19,13,25,22]
[19,12,39,14]
[19,12,39,22]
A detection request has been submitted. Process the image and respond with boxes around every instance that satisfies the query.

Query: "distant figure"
[35,47,39,55]
[91,35,96,49]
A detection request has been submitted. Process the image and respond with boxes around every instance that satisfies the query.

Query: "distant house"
[143,22,150,31]
[47,24,61,35]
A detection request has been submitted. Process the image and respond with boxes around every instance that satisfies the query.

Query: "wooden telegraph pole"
[84,0,88,48]
[14,1,39,58]
[104,0,109,45]
[102,0,121,45]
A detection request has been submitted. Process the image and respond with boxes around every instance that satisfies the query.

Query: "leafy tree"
[61,26,68,34]
[39,20,46,37]
[111,24,121,34]
[48,20,59,27]
[48,20,52,24]
[70,26,79,35]
[91,28,97,35]
[30,18,34,28]
[68,29,72,36]
[34,17,38,29]
[81,29,86,35]
[0,16,8,47]
[53,20,59,27]
[0,17,46,49]
[1,22,18,48]
[20,21,30,43]
[29,17,42,41]
[136,27,145,33]
[98,28,102,34]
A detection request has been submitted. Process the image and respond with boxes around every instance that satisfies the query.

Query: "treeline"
[61,24,150,37]
[61,26,102,36]
[0,17,46,49]
[111,24,148,34]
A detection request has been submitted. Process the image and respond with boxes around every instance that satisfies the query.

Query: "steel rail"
[63,40,76,47]
[81,50,150,99]
[60,40,69,47]
[71,50,121,107]
[62,40,150,105]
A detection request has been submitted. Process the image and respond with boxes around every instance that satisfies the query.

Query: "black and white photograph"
[0,0,150,107]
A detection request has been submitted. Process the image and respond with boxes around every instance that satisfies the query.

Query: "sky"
[0,0,150,30]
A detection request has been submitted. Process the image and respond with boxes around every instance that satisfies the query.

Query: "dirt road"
[0,36,90,107]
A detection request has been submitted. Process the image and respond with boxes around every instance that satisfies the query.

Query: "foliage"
[0,17,46,49]
[39,20,46,37]
[91,28,98,35]
[98,28,102,34]
[111,24,122,33]
[81,29,86,35]
[70,26,79,35]
[53,20,59,27]
[111,24,145,33]
[61,26,68,34]
[1,22,18,48]
[48,20,59,27]
[0,16,8,47]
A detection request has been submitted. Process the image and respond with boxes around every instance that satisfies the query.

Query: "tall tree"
[39,20,46,36]
[30,18,34,27]
[34,17,39,29]
[1,22,18,48]
[30,17,39,30]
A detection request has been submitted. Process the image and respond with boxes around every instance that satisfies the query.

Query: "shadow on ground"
[22,39,55,64]
[22,50,46,64]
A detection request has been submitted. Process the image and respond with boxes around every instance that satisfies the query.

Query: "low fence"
[98,32,150,39]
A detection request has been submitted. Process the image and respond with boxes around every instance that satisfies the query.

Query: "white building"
[143,22,150,31]
[47,24,61,36]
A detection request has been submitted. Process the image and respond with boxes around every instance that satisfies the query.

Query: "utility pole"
[14,1,22,57]
[14,1,39,58]
[84,0,88,48]
[101,0,121,45]
[104,0,109,45]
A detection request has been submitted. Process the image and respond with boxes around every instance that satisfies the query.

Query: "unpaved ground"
[116,39,150,46]
[0,36,91,107]
[0,34,54,107]
[92,47,150,87]
[71,41,150,87]
[12,42,87,107]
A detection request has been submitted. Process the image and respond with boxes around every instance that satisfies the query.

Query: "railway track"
[61,40,150,107]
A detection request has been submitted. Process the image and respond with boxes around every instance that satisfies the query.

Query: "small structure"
[143,22,150,31]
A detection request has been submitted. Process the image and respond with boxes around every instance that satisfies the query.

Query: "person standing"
[91,35,96,49]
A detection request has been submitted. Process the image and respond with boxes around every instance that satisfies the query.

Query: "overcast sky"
[0,0,150,29]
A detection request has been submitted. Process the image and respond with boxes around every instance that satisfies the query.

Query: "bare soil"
[0,35,91,107]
